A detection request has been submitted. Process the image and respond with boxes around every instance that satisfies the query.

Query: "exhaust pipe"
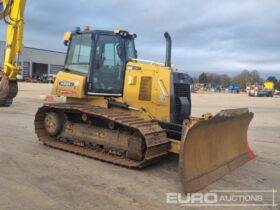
[164,32,172,67]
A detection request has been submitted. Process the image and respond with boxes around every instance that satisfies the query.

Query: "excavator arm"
[0,0,26,106]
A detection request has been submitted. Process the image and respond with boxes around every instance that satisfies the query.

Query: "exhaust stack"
[164,32,172,67]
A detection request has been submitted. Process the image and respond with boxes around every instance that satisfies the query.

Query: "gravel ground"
[0,82,279,210]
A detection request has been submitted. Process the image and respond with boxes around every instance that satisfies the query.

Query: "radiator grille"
[139,76,152,101]
[174,83,190,123]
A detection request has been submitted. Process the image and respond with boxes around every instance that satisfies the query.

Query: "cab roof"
[72,29,137,39]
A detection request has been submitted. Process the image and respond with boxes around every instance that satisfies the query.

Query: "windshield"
[65,33,92,74]
[91,34,125,93]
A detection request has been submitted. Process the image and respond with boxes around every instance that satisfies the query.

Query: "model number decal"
[59,81,75,87]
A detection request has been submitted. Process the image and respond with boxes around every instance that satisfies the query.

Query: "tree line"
[192,70,280,90]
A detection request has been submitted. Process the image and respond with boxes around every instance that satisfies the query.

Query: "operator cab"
[64,29,137,96]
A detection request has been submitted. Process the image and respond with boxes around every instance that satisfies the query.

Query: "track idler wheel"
[44,112,63,136]
[0,73,18,107]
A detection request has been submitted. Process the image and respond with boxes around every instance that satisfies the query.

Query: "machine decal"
[159,93,166,101]
[59,81,79,87]
[58,89,75,94]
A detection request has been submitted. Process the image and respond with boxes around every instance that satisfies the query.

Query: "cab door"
[87,34,126,96]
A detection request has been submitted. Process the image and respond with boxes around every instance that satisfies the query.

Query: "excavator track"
[34,103,170,168]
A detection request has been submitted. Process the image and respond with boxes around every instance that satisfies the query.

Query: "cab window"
[92,35,124,94]
[65,34,92,74]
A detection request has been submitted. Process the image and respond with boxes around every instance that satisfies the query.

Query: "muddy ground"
[0,83,279,210]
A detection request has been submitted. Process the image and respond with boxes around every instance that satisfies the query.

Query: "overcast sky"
[1,0,280,76]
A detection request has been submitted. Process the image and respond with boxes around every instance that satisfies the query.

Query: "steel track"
[34,103,170,168]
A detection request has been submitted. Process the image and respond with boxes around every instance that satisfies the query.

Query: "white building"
[0,41,66,80]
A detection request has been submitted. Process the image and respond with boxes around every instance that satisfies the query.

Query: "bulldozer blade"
[0,73,18,106]
[179,108,254,193]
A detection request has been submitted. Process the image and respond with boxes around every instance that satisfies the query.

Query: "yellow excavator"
[0,0,25,106]
[0,0,26,106]
[35,28,254,193]
[0,0,254,193]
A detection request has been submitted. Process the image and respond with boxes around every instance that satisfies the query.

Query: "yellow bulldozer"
[0,0,254,193]
[35,27,253,192]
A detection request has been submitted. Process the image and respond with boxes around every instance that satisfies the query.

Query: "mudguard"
[179,108,254,193]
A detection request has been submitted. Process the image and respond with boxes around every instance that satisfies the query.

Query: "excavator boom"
[0,0,26,106]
